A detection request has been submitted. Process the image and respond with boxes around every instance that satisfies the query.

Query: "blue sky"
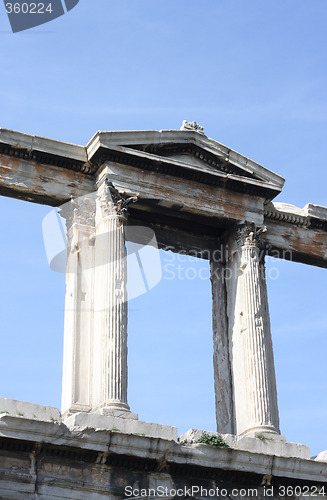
[0,1,326,457]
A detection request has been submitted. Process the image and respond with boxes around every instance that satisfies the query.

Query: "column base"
[96,407,138,420]
[61,403,92,419]
[239,425,279,438]
[64,412,177,441]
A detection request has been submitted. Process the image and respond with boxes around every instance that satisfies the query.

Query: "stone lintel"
[263,219,327,268]
[0,153,95,206]
[101,161,266,226]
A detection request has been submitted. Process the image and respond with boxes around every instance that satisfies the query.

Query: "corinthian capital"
[60,195,96,231]
[99,178,138,219]
[235,224,267,248]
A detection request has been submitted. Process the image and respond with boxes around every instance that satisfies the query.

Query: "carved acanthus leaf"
[235,224,267,248]
[101,179,138,218]
[60,195,96,230]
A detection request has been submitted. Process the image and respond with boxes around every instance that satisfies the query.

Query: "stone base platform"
[65,411,178,441]
[1,398,326,460]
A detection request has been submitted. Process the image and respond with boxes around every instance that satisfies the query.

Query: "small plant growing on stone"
[0,410,9,415]
[195,433,229,448]
[50,416,58,423]
[257,433,273,441]
[17,412,24,417]
[110,427,119,432]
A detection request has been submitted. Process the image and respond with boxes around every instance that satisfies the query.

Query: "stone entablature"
[1,125,327,267]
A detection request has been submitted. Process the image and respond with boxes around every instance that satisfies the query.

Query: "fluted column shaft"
[226,225,280,436]
[92,175,136,413]
[61,196,95,417]
[210,258,235,435]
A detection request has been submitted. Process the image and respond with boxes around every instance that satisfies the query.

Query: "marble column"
[61,195,95,417]
[226,224,280,437]
[92,173,137,414]
[210,258,235,435]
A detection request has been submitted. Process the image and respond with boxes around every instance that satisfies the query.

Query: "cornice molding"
[91,144,281,200]
[264,202,327,232]
[0,141,91,174]
[86,130,285,189]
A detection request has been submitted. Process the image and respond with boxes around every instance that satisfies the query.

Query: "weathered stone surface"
[180,428,236,447]
[97,407,138,419]
[237,434,310,459]
[86,129,285,191]
[102,160,267,226]
[179,429,310,459]
[316,450,327,462]
[264,201,327,267]
[0,127,87,161]
[0,397,60,421]
[210,260,234,435]
[92,171,133,414]
[61,195,96,416]
[225,225,280,437]
[2,126,327,267]
[271,202,327,221]
[0,153,95,206]
[65,412,178,441]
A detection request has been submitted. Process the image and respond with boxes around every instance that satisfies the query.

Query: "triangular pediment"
[132,142,259,182]
[87,129,285,195]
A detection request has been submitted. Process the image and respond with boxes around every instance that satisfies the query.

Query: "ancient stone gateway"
[0,122,326,498]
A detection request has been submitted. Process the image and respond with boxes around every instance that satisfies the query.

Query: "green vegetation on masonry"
[195,433,229,448]
[256,433,273,441]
